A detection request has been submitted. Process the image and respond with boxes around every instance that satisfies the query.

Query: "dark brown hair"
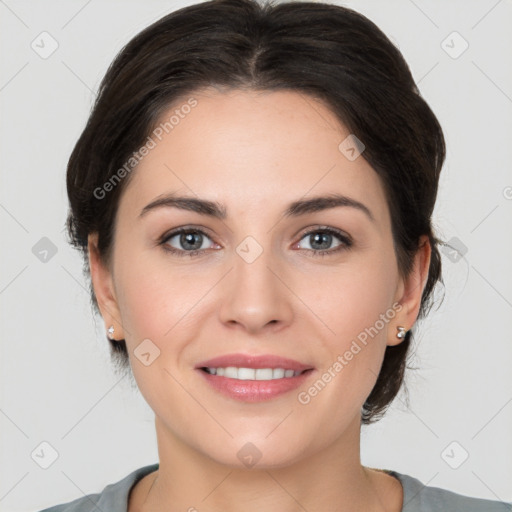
[66,0,445,424]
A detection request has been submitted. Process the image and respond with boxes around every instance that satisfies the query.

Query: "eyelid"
[159,224,352,243]
[295,224,352,244]
[158,225,218,254]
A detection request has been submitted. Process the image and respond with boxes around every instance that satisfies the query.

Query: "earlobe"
[87,233,124,340]
[387,325,409,347]
[389,235,431,346]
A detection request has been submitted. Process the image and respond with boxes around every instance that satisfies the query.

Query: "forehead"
[118,88,389,223]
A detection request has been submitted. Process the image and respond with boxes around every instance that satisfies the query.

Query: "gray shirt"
[37,463,512,511]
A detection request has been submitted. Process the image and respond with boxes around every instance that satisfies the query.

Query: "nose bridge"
[236,234,275,289]
[218,231,294,332]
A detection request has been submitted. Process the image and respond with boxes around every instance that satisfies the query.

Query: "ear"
[388,234,431,346]
[87,232,124,340]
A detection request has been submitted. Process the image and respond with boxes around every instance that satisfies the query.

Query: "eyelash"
[158,226,353,258]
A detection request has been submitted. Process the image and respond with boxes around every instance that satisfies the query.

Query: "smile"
[195,353,315,402]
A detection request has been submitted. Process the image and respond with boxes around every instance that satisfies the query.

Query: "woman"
[39,0,511,510]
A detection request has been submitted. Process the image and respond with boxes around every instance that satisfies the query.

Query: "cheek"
[113,248,202,340]
[115,274,167,342]
[304,246,399,394]
[306,250,398,344]
[112,256,196,412]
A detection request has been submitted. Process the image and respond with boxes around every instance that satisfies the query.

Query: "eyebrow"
[138,192,375,222]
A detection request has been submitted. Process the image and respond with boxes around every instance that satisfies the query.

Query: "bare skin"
[128,465,404,511]
[88,88,430,512]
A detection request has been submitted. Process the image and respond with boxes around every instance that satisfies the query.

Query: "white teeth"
[204,366,303,380]
[237,367,255,380]
[271,368,284,379]
[224,366,238,379]
[255,368,272,380]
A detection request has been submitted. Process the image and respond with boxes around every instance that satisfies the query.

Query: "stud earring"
[107,325,115,340]
[396,326,407,339]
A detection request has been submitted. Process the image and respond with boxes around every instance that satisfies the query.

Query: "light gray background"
[1,0,511,510]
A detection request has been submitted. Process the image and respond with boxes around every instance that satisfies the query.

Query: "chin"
[196,434,309,470]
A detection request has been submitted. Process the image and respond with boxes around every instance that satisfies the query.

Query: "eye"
[159,226,352,258]
[160,228,216,257]
[295,227,352,256]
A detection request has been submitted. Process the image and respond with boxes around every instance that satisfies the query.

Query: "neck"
[138,415,400,512]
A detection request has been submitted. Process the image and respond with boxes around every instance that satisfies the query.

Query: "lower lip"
[197,369,314,402]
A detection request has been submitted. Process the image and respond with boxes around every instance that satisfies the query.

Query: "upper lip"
[195,353,314,372]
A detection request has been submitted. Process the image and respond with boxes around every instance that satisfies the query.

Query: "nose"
[218,243,294,335]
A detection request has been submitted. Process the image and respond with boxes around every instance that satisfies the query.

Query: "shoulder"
[388,470,512,512]
[35,463,159,512]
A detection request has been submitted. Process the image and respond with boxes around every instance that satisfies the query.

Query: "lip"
[195,353,315,403]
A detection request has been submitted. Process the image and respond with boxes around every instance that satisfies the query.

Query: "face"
[89,88,429,468]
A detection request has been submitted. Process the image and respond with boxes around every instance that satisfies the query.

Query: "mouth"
[195,353,315,402]
[199,366,310,380]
